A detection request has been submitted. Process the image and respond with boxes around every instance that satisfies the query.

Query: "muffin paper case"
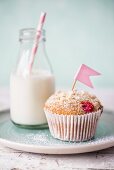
[44,109,102,142]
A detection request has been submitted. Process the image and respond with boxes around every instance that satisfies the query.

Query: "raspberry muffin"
[44,90,103,142]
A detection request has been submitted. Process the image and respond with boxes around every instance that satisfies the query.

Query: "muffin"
[44,90,103,142]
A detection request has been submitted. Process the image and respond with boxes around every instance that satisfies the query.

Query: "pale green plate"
[0,111,114,154]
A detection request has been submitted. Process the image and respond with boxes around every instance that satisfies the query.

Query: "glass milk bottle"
[10,28,55,128]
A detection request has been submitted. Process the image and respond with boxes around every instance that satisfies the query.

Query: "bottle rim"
[19,28,46,41]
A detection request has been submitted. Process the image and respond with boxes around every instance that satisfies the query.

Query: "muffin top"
[44,90,103,115]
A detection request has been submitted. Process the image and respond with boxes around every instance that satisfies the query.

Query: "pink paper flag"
[74,64,101,88]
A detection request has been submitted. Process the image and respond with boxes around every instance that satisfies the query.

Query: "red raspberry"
[81,101,94,113]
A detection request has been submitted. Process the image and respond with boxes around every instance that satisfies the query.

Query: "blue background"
[0,0,114,89]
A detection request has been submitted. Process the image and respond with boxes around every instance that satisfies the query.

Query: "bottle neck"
[16,28,53,75]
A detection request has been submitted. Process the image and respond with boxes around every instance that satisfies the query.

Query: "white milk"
[10,70,55,125]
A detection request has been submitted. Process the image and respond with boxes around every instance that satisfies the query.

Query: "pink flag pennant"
[74,64,101,88]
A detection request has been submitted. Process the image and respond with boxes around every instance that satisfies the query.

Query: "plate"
[0,111,114,154]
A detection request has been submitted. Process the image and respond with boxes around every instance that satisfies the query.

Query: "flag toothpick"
[72,64,101,90]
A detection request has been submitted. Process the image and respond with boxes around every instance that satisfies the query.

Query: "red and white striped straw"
[28,12,46,73]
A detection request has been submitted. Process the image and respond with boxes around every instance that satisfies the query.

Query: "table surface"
[0,87,114,170]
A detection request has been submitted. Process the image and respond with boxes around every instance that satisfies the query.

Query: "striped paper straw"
[28,12,46,73]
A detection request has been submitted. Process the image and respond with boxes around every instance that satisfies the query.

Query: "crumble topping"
[44,90,103,115]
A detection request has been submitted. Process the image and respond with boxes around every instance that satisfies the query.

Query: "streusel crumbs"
[44,90,103,115]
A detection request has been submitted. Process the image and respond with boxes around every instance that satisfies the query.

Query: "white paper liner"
[44,109,102,142]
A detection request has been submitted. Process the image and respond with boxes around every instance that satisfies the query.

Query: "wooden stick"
[72,79,76,91]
